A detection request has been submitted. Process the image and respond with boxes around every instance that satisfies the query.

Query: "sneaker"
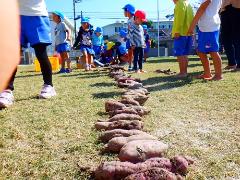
[39,84,57,99]
[58,68,66,74]
[66,68,72,73]
[0,90,14,108]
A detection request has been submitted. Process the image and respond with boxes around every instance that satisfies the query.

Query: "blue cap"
[119,29,128,38]
[52,11,65,20]
[142,25,148,30]
[122,4,135,15]
[95,27,103,33]
[81,17,90,23]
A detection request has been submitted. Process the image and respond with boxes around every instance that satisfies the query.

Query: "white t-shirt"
[19,0,48,16]
[198,0,222,32]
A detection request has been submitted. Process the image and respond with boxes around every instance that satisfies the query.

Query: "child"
[73,17,94,71]
[130,10,147,73]
[188,0,223,80]
[123,4,136,71]
[92,27,104,59]
[172,0,194,78]
[142,25,151,62]
[52,11,72,73]
[116,29,129,65]
[0,1,20,91]
[0,0,56,108]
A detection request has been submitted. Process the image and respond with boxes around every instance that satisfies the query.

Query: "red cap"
[134,10,147,22]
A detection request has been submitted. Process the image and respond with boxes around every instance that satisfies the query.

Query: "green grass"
[0,57,240,179]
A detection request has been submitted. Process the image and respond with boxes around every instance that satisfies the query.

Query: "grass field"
[0,57,239,179]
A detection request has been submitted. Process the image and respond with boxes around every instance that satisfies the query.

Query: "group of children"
[0,0,227,108]
[172,0,223,80]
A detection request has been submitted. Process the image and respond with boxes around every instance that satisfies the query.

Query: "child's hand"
[187,27,194,36]
[174,33,180,39]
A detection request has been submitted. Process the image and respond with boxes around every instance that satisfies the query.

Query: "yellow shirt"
[172,0,194,38]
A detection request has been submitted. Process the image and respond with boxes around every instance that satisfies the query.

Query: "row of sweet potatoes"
[93,66,193,180]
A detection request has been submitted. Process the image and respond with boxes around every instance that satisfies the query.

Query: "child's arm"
[73,28,82,48]
[174,1,186,38]
[66,29,71,42]
[187,0,211,35]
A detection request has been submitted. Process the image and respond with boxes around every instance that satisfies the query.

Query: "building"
[102,21,127,41]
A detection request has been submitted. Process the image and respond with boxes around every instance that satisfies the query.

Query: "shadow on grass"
[142,71,209,92]
[15,95,42,102]
[59,71,107,78]
[147,57,200,64]
[90,82,115,87]
[92,91,122,99]
[16,73,42,78]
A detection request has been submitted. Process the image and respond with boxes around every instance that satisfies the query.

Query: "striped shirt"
[129,23,145,48]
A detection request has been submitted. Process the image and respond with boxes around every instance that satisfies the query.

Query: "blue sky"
[46,0,199,28]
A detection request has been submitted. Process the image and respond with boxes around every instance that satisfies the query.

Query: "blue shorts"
[56,43,70,53]
[126,39,131,49]
[198,30,220,53]
[93,45,102,55]
[80,45,95,55]
[173,36,193,56]
[21,16,52,48]
[144,45,150,53]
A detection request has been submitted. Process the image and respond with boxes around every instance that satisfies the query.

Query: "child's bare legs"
[82,51,89,70]
[128,48,133,70]
[87,54,93,70]
[177,56,188,77]
[209,52,223,80]
[197,52,212,79]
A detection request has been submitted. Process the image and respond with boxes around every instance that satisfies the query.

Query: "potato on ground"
[94,158,175,180]
[118,140,168,163]
[95,120,143,131]
[109,108,139,118]
[108,113,142,122]
[105,100,126,112]
[99,129,151,143]
[124,168,182,180]
[103,134,158,153]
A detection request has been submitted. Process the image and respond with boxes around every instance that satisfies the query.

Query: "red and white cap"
[134,10,147,22]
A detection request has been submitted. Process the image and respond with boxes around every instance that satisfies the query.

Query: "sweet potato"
[127,106,151,116]
[126,88,149,94]
[109,108,139,118]
[94,158,172,180]
[170,156,194,176]
[118,81,142,89]
[95,120,143,131]
[94,161,138,180]
[122,95,149,106]
[118,140,168,163]
[127,83,143,89]
[100,129,151,143]
[119,99,140,106]
[117,77,141,83]
[124,168,182,180]
[108,113,142,122]
[103,134,158,153]
[105,100,126,112]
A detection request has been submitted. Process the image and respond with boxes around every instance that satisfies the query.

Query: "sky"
[46,0,199,28]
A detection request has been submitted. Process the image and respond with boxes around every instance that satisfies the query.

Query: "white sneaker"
[0,90,14,108]
[39,84,56,99]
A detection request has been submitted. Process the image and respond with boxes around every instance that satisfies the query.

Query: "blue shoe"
[66,68,72,73]
[58,68,66,74]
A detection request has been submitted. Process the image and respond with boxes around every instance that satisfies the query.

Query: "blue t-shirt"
[92,33,104,46]
[55,22,68,46]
